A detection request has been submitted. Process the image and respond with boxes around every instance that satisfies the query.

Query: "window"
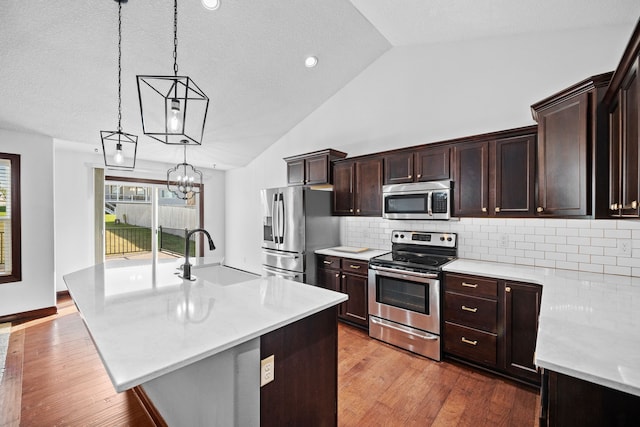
[0,153,21,284]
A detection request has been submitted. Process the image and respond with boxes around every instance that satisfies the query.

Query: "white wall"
[0,128,55,316]
[225,24,635,275]
[54,144,225,291]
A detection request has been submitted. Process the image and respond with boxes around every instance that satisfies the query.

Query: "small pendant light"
[167,141,203,200]
[101,0,138,170]
[137,0,209,146]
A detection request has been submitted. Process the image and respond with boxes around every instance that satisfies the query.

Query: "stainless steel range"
[368,230,457,361]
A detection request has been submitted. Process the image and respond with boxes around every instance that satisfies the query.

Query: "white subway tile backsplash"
[342,217,640,278]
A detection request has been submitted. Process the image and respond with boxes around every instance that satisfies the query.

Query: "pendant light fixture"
[137,0,209,146]
[101,0,138,170]
[167,141,203,200]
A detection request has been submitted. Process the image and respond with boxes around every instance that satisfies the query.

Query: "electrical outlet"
[618,239,632,257]
[260,355,275,387]
[497,233,509,249]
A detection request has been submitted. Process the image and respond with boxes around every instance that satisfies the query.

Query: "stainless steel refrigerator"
[260,186,340,285]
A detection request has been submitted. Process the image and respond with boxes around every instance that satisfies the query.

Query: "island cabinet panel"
[443,272,542,386]
[542,370,640,427]
[260,306,338,427]
[383,145,450,184]
[332,156,382,216]
[452,128,536,218]
[316,255,369,330]
[284,149,347,186]
[532,72,612,217]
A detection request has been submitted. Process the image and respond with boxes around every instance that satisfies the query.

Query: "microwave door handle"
[427,192,433,216]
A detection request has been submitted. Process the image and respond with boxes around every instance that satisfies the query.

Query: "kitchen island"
[63,258,347,426]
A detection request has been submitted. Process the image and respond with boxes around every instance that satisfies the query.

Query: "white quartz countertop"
[315,247,388,261]
[63,258,347,392]
[443,259,640,397]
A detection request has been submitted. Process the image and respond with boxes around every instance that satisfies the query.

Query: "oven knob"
[400,234,404,239]
[447,237,452,241]
[394,233,399,238]
[440,236,445,241]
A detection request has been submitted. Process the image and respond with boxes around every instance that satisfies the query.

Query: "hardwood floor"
[1,295,538,426]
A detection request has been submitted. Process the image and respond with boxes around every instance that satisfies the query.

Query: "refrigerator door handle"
[271,193,279,245]
[277,193,285,244]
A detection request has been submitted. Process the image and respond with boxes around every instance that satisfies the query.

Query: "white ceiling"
[1,1,638,170]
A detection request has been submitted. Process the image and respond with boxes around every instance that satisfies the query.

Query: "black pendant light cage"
[101,0,138,170]
[167,145,203,200]
[137,0,209,146]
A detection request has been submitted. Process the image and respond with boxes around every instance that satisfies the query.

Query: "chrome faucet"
[181,228,216,281]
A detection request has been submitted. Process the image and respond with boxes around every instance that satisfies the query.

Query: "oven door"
[368,265,440,334]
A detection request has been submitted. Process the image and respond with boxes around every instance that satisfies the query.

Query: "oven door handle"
[370,265,438,282]
[370,317,439,340]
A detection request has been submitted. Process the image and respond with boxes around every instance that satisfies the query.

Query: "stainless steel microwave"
[382,181,452,220]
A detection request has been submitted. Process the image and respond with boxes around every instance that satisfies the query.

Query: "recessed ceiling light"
[202,0,220,10]
[305,56,318,68]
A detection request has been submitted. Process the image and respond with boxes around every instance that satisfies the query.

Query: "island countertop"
[443,259,640,397]
[63,259,347,392]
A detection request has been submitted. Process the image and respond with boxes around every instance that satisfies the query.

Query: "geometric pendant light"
[101,0,138,170]
[137,0,209,146]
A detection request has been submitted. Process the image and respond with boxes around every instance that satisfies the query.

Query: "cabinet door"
[537,93,589,216]
[415,146,450,182]
[286,159,305,186]
[332,161,355,215]
[493,134,536,216]
[305,154,329,186]
[341,272,368,327]
[609,97,622,215]
[355,158,383,216]
[383,152,414,184]
[620,59,640,216]
[453,141,489,216]
[502,281,542,384]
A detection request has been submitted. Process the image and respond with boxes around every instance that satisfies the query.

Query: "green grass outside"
[105,215,194,256]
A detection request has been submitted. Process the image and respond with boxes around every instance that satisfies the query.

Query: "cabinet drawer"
[341,259,368,275]
[444,322,497,366]
[317,255,340,270]
[444,292,497,333]
[445,273,497,298]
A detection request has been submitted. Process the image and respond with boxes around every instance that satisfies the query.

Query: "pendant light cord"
[173,0,178,77]
[117,0,122,133]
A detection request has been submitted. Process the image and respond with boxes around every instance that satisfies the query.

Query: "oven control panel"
[391,231,456,248]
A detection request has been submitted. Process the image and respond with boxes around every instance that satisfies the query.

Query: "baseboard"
[131,386,168,427]
[0,306,57,324]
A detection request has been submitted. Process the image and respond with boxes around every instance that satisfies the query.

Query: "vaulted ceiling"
[1,0,638,169]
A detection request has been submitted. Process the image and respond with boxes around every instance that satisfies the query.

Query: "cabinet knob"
[505,286,511,293]
[481,207,487,213]
[417,174,422,178]
[611,203,619,210]
[350,209,353,213]
[356,209,360,213]
[335,273,340,278]
[537,207,544,213]
[408,174,412,179]
[342,275,346,279]
[633,200,638,209]
[495,207,501,213]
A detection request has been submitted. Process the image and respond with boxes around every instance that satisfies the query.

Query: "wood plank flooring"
[1,294,538,426]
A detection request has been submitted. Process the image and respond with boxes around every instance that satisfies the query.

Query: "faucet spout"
[182,228,216,280]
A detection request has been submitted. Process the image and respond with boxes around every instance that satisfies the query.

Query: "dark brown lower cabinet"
[443,273,542,386]
[316,254,369,330]
[541,370,640,427]
[260,307,338,427]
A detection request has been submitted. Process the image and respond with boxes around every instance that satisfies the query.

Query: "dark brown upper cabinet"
[383,145,450,185]
[604,20,640,218]
[284,149,346,187]
[452,127,536,217]
[332,156,383,216]
[531,72,612,217]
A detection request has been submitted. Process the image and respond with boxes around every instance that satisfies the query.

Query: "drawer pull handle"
[461,305,478,313]
[461,282,478,288]
[349,265,361,269]
[461,337,478,346]
[323,260,332,265]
